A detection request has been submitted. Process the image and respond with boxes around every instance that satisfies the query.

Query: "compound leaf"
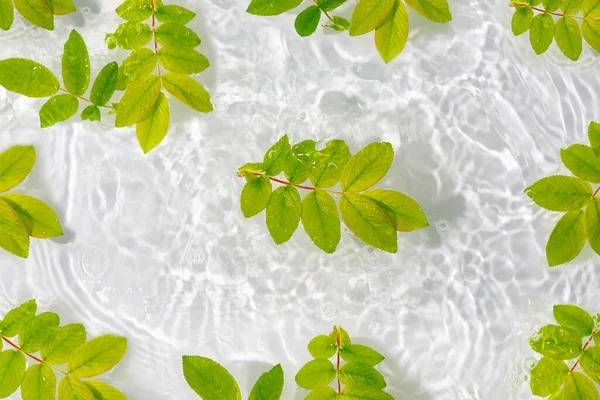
[18,311,59,353]
[158,46,210,75]
[525,175,592,212]
[0,299,36,337]
[90,62,119,107]
[341,142,394,192]
[560,144,600,182]
[307,334,337,360]
[0,350,26,398]
[310,139,351,188]
[155,5,195,24]
[155,22,201,48]
[530,324,582,359]
[564,372,600,400]
[41,323,86,365]
[339,344,385,366]
[363,189,428,232]
[263,136,291,176]
[110,21,152,50]
[58,376,94,400]
[116,0,152,22]
[338,362,386,389]
[553,304,594,336]
[67,335,127,378]
[21,364,56,400]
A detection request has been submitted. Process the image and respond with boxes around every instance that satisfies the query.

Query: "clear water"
[1,0,600,398]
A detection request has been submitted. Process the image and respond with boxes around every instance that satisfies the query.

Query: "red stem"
[570,328,598,373]
[336,328,341,393]
[510,2,587,20]
[238,171,344,195]
[59,88,113,109]
[2,337,67,376]
[593,187,600,198]
[150,0,162,78]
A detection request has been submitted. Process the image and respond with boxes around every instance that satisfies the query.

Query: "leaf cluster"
[0,0,76,31]
[245,0,452,63]
[525,121,600,266]
[529,304,600,399]
[0,299,128,399]
[510,0,600,61]
[182,356,283,399]
[0,145,62,259]
[238,136,429,253]
[295,325,392,399]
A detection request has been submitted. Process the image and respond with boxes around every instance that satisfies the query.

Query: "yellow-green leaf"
[111,22,152,50]
[562,0,584,13]
[283,140,316,184]
[553,304,594,336]
[310,140,351,188]
[116,0,152,22]
[90,62,119,107]
[240,173,272,218]
[548,389,563,400]
[67,335,127,378]
[154,5,195,24]
[590,121,600,151]
[0,300,36,337]
[181,356,242,400]
[546,210,586,266]
[50,0,76,15]
[582,19,600,53]
[81,105,101,122]
[543,0,563,11]
[341,142,394,193]
[266,186,301,245]
[585,197,600,256]
[0,198,30,258]
[339,344,385,366]
[580,346,600,384]
[84,380,127,400]
[115,74,161,127]
[161,73,213,113]
[375,0,409,63]
[18,311,59,353]
[41,323,86,365]
[0,145,36,193]
[339,193,397,252]
[248,364,284,400]
[21,364,56,400]
[120,48,157,87]
[0,0,14,30]
[555,16,582,61]
[246,0,302,16]
[363,188,428,231]
[0,350,26,398]
[404,0,451,23]
[306,386,337,400]
[62,30,90,95]
[530,13,555,55]
[564,372,600,400]
[14,0,53,30]
[301,190,340,254]
[307,335,337,360]
[561,144,600,182]
[263,136,291,177]
[512,5,533,36]
[0,58,59,98]
[530,324,582,359]
[583,0,600,18]
[155,22,201,48]
[136,91,170,154]
[349,0,395,36]
[295,6,321,37]
[295,359,336,390]
[158,46,209,75]
[339,362,386,389]
[525,175,592,212]
[340,386,394,400]
[58,376,94,400]
[39,94,79,128]
[529,357,569,396]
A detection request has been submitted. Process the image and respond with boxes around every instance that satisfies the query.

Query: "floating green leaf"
[263,135,292,177]
[182,356,242,400]
[90,62,119,107]
[283,140,316,184]
[584,0,600,18]
[155,23,201,48]
[0,198,30,258]
[62,30,91,96]
[248,364,284,400]
[340,386,394,400]
[0,350,26,398]
[530,324,582,359]
[85,380,127,400]
[158,46,210,74]
[306,386,337,399]
[339,362,386,389]
[19,311,59,353]
[295,6,321,37]
[529,357,569,396]
[530,13,555,55]
[560,144,600,183]
[0,58,59,98]
[317,0,347,11]
[404,0,451,22]
[155,5,195,24]
[39,94,79,128]
[562,0,583,13]
[0,145,36,193]
[111,22,153,50]
[589,121,600,151]
[564,372,600,400]
[121,48,158,85]
[341,142,393,192]
[555,16,582,60]
[375,0,409,63]
[349,0,395,36]
[301,190,340,254]
[0,0,14,31]
[246,0,303,16]
[582,19,600,53]
[41,323,87,365]
[116,0,152,22]
[21,364,56,400]
[0,300,36,337]
[136,92,170,154]
[525,175,592,212]
[13,0,53,30]
[308,335,337,360]
[67,335,128,378]
[546,209,586,266]
[58,376,94,400]
[50,0,77,15]
[580,346,600,384]
[161,73,213,113]
[339,344,385,366]
[115,74,161,127]
[266,186,301,244]
[240,174,272,218]
[310,140,351,188]
[553,304,595,336]
[512,5,534,36]
[81,105,101,122]
[586,197,600,255]
[363,189,428,231]
[295,359,336,390]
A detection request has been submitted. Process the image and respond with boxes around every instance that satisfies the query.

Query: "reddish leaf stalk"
[336,327,342,393]
[237,171,344,195]
[1,336,68,376]
[58,88,113,109]
[593,187,600,198]
[150,0,162,78]
[509,2,587,20]
[569,328,598,373]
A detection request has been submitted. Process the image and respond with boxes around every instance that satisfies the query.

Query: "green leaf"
[0,145,36,193]
[50,0,76,15]
[562,0,584,14]
[62,30,90,95]
[116,0,152,22]
[0,0,14,31]
[530,324,583,359]
[155,22,201,48]
[161,73,213,113]
[586,197,600,256]
[543,0,563,11]
[136,92,170,154]
[580,346,600,384]
[553,304,595,336]
[155,5,195,24]
[530,13,555,55]
[18,311,59,353]
[41,323,86,365]
[241,174,272,218]
[339,362,386,389]
[340,193,397,253]
[555,16,582,61]
[58,376,94,400]
[306,386,337,399]
[308,334,337,359]
[13,0,53,30]
[0,300,36,337]
[39,94,79,128]
[561,144,600,182]
[248,364,284,400]
[349,0,395,36]
[329,326,351,349]
[404,0,452,23]
[158,46,210,74]
[589,121,600,151]
[90,62,119,107]
[0,350,26,398]
[529,357,569,396]
[325,15,350,31]
[120,48,157,88]
[115,74,161,127]
[81,105,101,122]
[524,175,592,212]
[181,356,242,400]
[266,186,301,245]
[84,380,127,400]
[238,163,265,174]
[341,142,393,192]
[548,389,564,400]
[263,136,292,176]
[0,58,59,98]
[21,364,56,400]
[0,198,30,258]
[340,386,394,400]
[317,0,347,11]
[564,372,600,400]
[301,190,340,254]
[340,344,385,366]
[546,210,586,267]
[295,6,321,37]
[67,335,127,378]
[310,140,351,188]
[246,0,303,16]
[582,19,600,53]
[375,0,409,63]
[512,5,533,36]
[111,22,152,50]
[583,0,600,18]
[294,359,336,390]
[283,139,316,184]
[363,189,428,232]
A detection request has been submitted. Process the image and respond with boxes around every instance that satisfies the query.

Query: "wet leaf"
[21,364,56,400]
[363,189,428,232]
[553,304,595,336]
[155,5,195,24]
[62,30,90,96]
[375,0,409,63]
[266,186,301,244]
[530,324,582,359]
[115,74,161,127]
[341,142,394,192]
[0,0,14,31]
[116,0,152,22]
[247,0,303,16]
[295,6,321,37]
[512,5,533,36]
[339,344,385,366]
[404,0,451,23]
[546,210,586,266]
[161,73,213,113]
[13,0,53,30]
[41,323,86,365]
[530,13,555,55]
[307,335,337,360]
[302,190,340,253]
[90,62,119,107]
[529,356,569,396]
[0,198,30,258]
[349,0,395,36]
[67,335,127,378]
[155,22,201,48]
[564,372,600,399]
[248,364,284,400]
[240,173,272,218]
[0,300,37,337]
[0,145,36,193]
[158,46,209,74]
[310,139,351,188]
[295,359,336,390]
[0,350,26,398]
[0,58,59,98]
[39,94,79,128]
[18,311,59,353]
[182,356,242,400]
[524,175,592,212]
